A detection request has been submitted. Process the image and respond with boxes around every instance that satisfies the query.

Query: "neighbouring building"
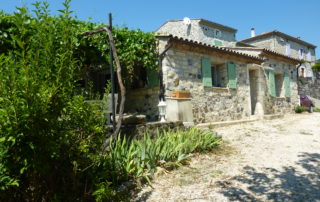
[240,30,317,78]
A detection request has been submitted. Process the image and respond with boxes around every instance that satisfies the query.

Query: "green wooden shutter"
[147,68,159,87]
[214,40,223,46]
[201,58,212,87]
[227,61,237,89]
[268,71,276,97]
[284,72,291,97]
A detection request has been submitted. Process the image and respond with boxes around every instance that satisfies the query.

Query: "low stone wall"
[125,87,160,121]
[299,77,320,100]
[106,121,184,139]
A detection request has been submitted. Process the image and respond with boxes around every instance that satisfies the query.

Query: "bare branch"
[81,26,127,153]
[80,27,105,36]
[101,26,126,153]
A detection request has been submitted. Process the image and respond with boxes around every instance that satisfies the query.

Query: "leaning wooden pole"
[100,26,126,153]
[81,25,126,153]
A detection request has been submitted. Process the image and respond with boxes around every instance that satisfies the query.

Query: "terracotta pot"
[172,91,190,98]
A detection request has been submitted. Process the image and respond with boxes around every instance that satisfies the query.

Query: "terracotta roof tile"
[156,34,263,63]
[225,47,302,63]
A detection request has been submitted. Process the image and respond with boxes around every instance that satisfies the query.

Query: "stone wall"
[244,37,274,50]
[299,77,320,100]
[245,35,316,78]
[273,35,316,61]
[125,87,159,121]
[162,47,251,123]
[262,59,299,114]
[244,35,316,61]
[162,46,299,123]
[156,19,236,47]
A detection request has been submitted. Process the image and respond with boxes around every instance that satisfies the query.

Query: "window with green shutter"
[201,58,212,87]
[147,68,159,87]
[268,71,276,97]
[227,61,237,89]
[214,40,223,46]
[284,72,291,97]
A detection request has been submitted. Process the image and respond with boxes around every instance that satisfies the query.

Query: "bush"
[0,1,106,201]
[295,106,306,113]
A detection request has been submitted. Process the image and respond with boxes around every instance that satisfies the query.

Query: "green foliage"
[311,62,320,71]
[77,23,158,88]
[295,106,306,113]
[1,5,158,91]
[0,1,219,201]
[314,108,320,112]
[0,1,105,200]
[92,128,221,200]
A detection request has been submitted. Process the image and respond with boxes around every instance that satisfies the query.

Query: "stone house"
[152,19,301,124]
[156,18,237,47]
[240,30,317,78]
[125,19,303,124]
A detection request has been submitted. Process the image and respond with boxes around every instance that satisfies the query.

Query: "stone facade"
[262,59,299,114]
[156,19,237,47]
[299,76,320,100]
[160,39,300,123]
[162,47,252,123]
[241,31,317,78]
[123,19,305,124]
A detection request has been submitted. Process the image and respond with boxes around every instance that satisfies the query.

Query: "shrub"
[0,1,106,201]
[295,106,306,113]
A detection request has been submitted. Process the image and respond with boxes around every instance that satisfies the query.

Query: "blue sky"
[1,0,319,58]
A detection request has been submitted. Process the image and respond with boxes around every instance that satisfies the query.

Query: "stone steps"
[196,118,258,128]
[196,113,286,128]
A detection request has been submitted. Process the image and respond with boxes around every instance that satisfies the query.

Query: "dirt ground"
[133,113,320,202]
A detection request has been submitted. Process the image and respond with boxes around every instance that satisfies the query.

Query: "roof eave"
[156,35,263,64]
[241,31,317,49]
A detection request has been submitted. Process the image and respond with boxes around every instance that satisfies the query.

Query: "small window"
[299,49,304,59]
[299,49,303,56]
[214,40,223,46]
[211,65,224,87]
[275,73,284,97]
[286,43,291,56]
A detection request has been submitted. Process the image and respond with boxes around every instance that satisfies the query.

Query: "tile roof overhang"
[156,34,263,64]
[240,30,317,49]
[226,47,302,65]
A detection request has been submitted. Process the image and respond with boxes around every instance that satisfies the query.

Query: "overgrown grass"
[314,108,320,112]
[93,128,221,200]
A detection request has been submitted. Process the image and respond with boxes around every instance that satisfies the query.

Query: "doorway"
[249,69,258,115]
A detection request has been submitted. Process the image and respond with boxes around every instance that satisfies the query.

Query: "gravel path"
[133,113,320,202]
